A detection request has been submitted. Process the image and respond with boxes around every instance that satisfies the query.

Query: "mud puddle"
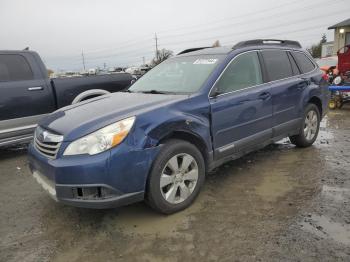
[301,214,350,245]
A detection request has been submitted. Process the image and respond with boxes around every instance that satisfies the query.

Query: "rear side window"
[261,50,293,81]
[214,51,263,94]
[287,52,300,75]
[0,54,33,82]
[293,52,315,74]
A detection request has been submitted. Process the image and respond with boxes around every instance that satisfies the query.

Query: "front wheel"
[146,139,205,214]
[289,103,320,147]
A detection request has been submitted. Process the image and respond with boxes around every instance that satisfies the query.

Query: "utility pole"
[154,33,159,60]
[142,56,145,65]
[81,50,86,71]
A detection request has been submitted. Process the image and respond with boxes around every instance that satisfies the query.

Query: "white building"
[321,41,334,58]
[328,18,350,55]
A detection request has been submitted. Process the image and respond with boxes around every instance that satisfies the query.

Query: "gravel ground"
[0,106,349,262]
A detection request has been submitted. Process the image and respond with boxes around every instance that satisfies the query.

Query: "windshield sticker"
[193,59,218,65]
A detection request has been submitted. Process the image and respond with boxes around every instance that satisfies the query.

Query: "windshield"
[129,55,224,94]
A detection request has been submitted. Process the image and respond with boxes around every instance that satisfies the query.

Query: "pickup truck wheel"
[72,89,110,104]
[289,103,320,148]
[146,139,205,214]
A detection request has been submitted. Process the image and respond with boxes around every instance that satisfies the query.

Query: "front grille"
[34,126,63,159]
[34,137,61,159]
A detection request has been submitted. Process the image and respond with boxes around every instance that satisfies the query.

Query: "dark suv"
[28,39,329,214]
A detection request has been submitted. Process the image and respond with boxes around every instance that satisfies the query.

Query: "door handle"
[298,78,311,88]
[28,86,43,91]
[258,92,271,100]
[296,82,306,89]
[296,79,310,90]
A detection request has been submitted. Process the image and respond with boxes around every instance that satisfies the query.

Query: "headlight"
[63,116,135,156]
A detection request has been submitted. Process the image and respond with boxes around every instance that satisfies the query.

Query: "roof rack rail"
[233,39,302,49]
[177,47,211,55]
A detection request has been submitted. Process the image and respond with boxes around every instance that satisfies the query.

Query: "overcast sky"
[1,0,349,71]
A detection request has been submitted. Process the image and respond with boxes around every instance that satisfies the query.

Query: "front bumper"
[28,141,160,209]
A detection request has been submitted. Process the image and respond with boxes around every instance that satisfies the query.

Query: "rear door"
[210,51,273,160]
[0,53,55,141]
[261,49,307,138]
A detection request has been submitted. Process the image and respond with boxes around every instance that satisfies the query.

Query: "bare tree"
[212,40,221,47]
[307,34,327,58]
[151,48,174,66]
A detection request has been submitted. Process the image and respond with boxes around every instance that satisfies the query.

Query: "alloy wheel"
[304,110,318,141]
[160,153,199,204]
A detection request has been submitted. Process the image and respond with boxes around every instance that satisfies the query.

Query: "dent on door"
[211,88,273,159]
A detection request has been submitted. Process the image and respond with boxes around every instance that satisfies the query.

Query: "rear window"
[261,50,293,81]
[293,52,315,74]
[0,54,33,82]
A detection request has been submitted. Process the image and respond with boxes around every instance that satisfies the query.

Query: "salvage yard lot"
[1,106,350,262]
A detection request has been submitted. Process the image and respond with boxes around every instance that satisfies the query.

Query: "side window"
[287,52,300,75]
[293,52,315,74]
[0,54,33,82]
[261,50,293,81]
[215,52,262,94]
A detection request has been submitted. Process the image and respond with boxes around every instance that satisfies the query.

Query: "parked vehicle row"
[0,50,134,146]
[28,39,330,214]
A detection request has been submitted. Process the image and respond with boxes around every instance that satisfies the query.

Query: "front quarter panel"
[136,95,212,154]
[108,95,212,192]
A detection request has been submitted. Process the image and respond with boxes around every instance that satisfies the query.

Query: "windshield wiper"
[137,90,168,94]
[121,89,133,93]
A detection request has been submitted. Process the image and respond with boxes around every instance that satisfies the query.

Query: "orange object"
[112,130,129,146]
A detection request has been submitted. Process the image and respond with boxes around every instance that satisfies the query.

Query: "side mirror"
[210,87,222,98]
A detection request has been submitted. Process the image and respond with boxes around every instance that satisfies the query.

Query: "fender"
[303,85,322,106]
[141,111,213,155]
[141,114,214,171]
[148,115,212,147]
[71,89,110,104]
[299,75,325,116]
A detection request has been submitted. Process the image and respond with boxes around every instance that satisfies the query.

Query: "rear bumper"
[28,141,160,209]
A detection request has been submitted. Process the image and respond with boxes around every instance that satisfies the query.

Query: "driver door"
[209,51,273,160]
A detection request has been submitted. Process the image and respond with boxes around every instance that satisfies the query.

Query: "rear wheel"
[146,139,205,214]
[289,103,320,148]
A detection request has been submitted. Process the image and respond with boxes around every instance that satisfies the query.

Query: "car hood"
[40,92,188,141]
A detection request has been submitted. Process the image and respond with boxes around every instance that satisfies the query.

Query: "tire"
[146,139,205,214]
[289,103,320,148]
[71,89,110,104]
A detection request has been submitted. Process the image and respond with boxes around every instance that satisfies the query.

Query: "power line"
[158,0,345,40]
[49,2,348,65]
[44,3,349,69]
[160,10,349,48]
[156,0,311,34]
[45,0,328,58]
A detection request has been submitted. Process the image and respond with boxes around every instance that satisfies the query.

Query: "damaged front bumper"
[28,141,160,209]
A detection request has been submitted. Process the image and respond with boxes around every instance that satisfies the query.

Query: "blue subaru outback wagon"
[28,39,329,214]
